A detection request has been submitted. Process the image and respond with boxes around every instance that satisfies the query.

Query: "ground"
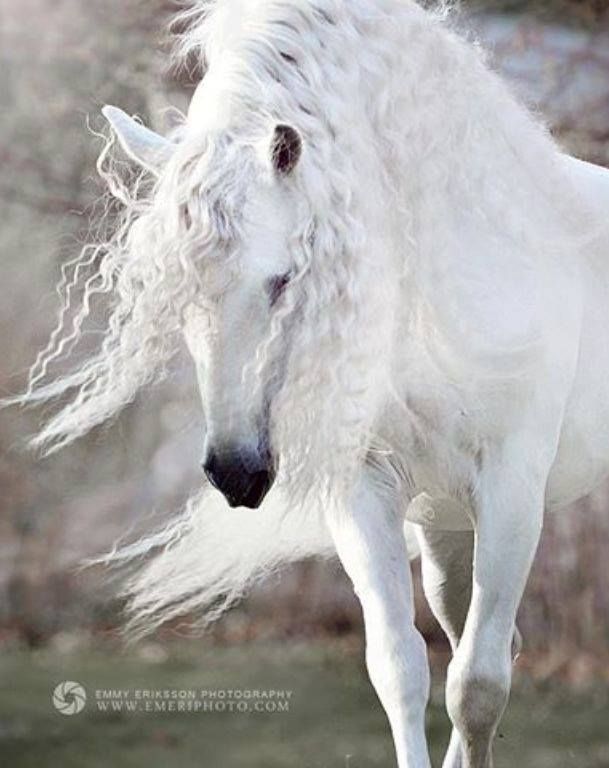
[1,640,607,767]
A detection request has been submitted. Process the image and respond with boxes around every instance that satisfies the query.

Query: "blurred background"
[1,1,608,766]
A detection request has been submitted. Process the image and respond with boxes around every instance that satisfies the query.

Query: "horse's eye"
[267,272,291,307]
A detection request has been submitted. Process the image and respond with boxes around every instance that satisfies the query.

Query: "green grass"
[0,641,607,767]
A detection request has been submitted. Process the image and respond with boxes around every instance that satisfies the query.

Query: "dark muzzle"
[202,449,275,509]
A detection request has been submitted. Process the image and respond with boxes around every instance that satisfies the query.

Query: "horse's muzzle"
[202,449,275,509]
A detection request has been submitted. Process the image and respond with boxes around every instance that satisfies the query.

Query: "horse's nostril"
[202,451,275,509]
[241,469,275,509]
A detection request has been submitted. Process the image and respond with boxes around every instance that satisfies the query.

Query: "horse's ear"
[102,105,174,176]
[271,124,302,175]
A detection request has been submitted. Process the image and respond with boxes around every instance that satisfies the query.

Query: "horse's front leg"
[327,471,431,768]
[445,438,548,768]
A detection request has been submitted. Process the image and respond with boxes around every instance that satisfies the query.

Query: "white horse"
[15,1,609,766]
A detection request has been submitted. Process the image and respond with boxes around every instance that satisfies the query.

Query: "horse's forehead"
[243,183,291,229]
[239,189,294,274]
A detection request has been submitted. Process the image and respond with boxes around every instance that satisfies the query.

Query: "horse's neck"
[367,14,585,278]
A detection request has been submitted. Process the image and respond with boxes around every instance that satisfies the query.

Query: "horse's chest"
[380,404,478,529]
[404,437,476,529]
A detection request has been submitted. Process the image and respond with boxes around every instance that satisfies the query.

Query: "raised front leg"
[445,440,547,768]
[327,472,431,768]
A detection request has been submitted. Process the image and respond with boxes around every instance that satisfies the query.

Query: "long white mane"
[13,0,594,635]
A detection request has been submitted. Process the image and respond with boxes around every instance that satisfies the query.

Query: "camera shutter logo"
[52,681,87,715]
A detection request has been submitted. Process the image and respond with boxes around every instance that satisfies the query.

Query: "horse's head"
[104,107,304,508]
[181,144,302,509]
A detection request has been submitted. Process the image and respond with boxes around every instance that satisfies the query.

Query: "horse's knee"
[446,660,510,740]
